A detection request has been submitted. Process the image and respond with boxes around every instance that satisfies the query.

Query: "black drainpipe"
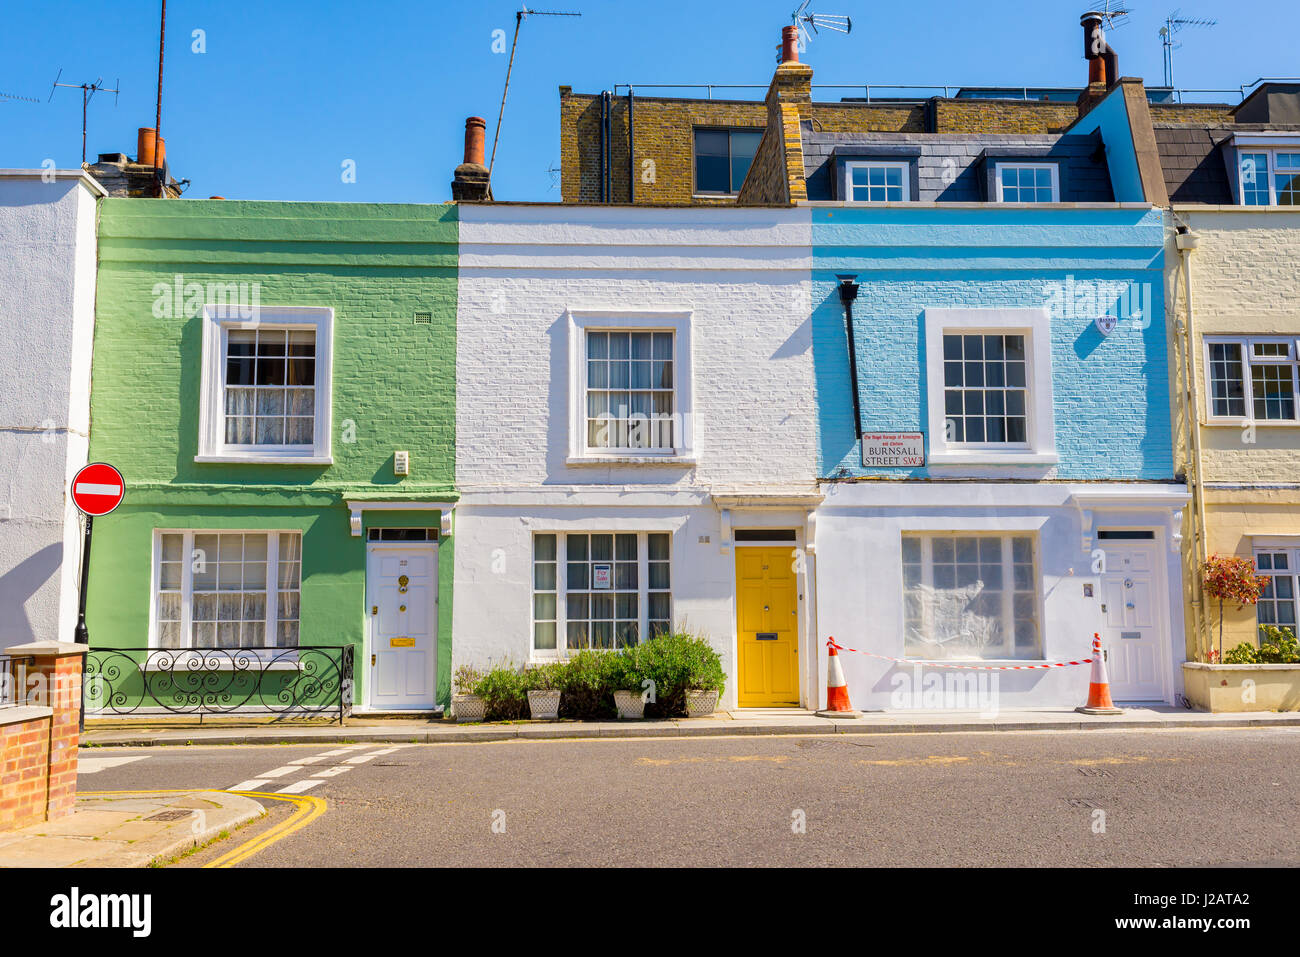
[598,92,608,203]
[837,275,863,439]
[627,88,635,203]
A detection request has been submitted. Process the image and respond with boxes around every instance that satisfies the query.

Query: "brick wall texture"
[0,652,83,832]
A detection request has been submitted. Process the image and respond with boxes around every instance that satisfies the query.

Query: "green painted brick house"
[86,199,458,715]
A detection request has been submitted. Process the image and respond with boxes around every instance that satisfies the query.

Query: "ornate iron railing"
[84,646,353,724]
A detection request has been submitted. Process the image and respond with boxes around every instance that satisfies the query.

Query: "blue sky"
[0,0,1290,203]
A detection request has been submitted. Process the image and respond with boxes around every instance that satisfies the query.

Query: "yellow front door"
[736,547,800,707]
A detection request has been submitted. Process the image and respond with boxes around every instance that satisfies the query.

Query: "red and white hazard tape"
[826,636,1094,671]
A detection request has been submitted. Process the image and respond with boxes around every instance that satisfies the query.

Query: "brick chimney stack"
[452,116,492,202]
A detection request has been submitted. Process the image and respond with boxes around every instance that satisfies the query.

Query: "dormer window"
[1238,149,1300,206]
[845,161,909,202]
[994,162,1060,203]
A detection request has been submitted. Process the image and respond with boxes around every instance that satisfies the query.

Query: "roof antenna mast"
[1160,9,1217,88]
[49,69,121,164]
[788,1,851,60]
[489,5,582,178]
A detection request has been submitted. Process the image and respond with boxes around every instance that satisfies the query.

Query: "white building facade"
[454,206,820,709]
[0,170,104,650]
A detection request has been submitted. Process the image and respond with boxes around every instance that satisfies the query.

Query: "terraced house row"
[3,19,1299,718]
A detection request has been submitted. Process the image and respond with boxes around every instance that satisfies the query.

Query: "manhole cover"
[145,809,194,822]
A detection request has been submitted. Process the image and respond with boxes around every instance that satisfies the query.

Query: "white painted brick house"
[0,171,104,653]
[454,205,818,709]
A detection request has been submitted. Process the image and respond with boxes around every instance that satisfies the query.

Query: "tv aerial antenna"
[489,5,582,179]
[1095,0,1133,31]
[49,69,120,163]
[1160,10,1216,87]
[790,1,852,55]
[1,89,40,104]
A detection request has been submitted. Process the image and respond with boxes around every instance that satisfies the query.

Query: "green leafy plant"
[556,649,620,719]
[452,664,483,696]
[1201,555,1269,662]
[472,662,530,720]
[635,629,726,718]
[523,661,565,692]
[1258,624,1300,664]
[1224,642,1260,664]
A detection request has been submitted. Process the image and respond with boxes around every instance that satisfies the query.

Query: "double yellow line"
[82,789,326,868]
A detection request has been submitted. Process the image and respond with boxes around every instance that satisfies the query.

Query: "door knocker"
[398,574,410,593]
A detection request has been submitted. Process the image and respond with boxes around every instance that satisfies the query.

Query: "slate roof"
[800,130,1114,202]
[1153,126,1234,204]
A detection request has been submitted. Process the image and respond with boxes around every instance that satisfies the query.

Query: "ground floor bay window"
[901,532,1041,659]
[532,531,671,655]
[154,530,303,649]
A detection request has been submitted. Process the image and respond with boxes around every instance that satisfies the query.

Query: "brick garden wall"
[0,648,83,832]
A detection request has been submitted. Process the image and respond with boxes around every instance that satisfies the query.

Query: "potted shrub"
[476,662,529,721]
[612,646,646,720]
[525,662,563,720]
[1201,555,1269,662]
[451,664,485,723]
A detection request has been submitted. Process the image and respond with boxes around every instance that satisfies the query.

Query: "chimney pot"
[464,116,487,168]
[781,25,799,64]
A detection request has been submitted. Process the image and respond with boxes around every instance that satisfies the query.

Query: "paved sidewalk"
[0,791,264,867]
[81,706,1300,747]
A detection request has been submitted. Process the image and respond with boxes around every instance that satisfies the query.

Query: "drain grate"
[145,809,194,822]
[1066,798,1102,809]
[1076,766,1112,777]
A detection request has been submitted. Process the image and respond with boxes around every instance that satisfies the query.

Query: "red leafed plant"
[1201,555,1269,662]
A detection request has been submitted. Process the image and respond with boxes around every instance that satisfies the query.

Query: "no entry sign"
[71,463,125,516]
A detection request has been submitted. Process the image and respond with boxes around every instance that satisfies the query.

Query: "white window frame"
[530,531,672,660]
[1234,145,1300,206]
[1202,336,1300,425]
[994,162,1060,203]
[566,309,695,465]
[844,160,911,203]
[901,531,1045,662]
[197,305,334,464]
[1252,543,1299,636]
[924,308,1058,465]
[150,528,302,652]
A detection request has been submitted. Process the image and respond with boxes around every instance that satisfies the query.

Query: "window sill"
[927,451,1059,466]
[195,453,333,466]
[566,454,697,467]
[1203,418,1300,428]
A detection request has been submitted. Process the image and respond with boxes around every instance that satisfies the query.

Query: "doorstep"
[77,706,1300,747]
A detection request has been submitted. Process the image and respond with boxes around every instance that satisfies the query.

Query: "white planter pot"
[452,693,485,723]
[527,688,561,720]
[614,690,645,720]
[685,688,719,717]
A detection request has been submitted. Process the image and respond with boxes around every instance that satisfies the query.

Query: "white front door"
[1100,542,1165,702]
[366,544,437,710]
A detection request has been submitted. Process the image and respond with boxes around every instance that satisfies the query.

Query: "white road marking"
[229,779,271,792]
[258,765,302,778]
[345,753,378,764]
[276,778,323,794]
[312,765,352,778]
[78,755,148,774]
[368,746,406,756]
[317,747,365,756]
[288,754,331,765]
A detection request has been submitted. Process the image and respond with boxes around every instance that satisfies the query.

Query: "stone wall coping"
[1183,661,1300,671]
[0,705,54,727]
[4,641,90,658]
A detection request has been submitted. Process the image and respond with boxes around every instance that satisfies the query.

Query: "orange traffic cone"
[1076,632,1124,715]
[816,638,862,719]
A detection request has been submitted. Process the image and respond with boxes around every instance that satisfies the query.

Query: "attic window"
[845,161,909,202]
[693,129,763,195]
[1238,150,1300,206]
[994,162,1059,203]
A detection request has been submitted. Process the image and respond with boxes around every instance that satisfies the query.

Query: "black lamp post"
[837,274,863,439]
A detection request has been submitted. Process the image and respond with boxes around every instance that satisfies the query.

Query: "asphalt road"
[78,728,1300,867]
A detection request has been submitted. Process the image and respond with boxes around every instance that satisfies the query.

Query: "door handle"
[371,654,376,667]
[371,606,378,615]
